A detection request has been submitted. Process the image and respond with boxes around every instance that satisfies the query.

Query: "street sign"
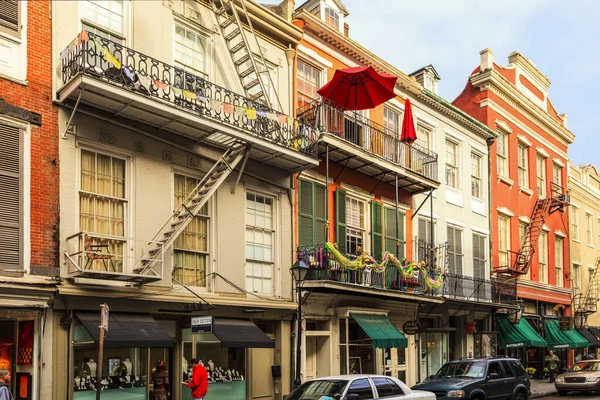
[191,316,214,334]
[100,303,109,332]
[402,320,421,335]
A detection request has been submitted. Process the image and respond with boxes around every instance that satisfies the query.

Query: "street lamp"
[508,299,524,324]
[290,260,309,389]
[574,312,587,330]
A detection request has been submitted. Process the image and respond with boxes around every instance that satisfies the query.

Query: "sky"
[263,0,600,166]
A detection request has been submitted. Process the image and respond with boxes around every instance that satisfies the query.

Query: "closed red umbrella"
[401,98,417,144]
[317,66,397,110]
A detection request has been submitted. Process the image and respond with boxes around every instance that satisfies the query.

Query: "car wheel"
[557,390,568,396]
[514,391,526,400]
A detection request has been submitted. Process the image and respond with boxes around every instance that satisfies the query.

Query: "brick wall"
[0,1,59,272]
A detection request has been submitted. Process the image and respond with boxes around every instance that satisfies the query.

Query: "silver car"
[284,375,435,400]
[555,360,600,395]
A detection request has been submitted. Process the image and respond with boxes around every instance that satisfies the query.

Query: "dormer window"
[324,7,339,29]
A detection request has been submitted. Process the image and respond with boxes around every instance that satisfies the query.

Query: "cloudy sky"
[264,0,599,166]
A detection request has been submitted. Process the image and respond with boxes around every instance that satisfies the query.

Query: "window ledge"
[0,73,27,86]
[498,175,514,187]
[573,239,581,243]
[588,244,595,249]
[519,186,534,196]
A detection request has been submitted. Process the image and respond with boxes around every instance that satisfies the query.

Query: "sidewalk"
[531,379,558,399]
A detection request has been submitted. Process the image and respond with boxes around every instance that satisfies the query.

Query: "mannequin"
[123,358,132,375]
[182,357,189,376]
[207,359,214,371]
[74,376,81,389]
[87,359,97,377]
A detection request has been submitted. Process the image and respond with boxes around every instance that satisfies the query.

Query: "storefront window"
[0,313,38,398]
[419,332,448,382]
[339,319,376,375]
[474,333,497,357]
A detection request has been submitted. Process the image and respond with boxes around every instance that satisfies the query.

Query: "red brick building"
[454,49,575,372]
[0,0,58,396]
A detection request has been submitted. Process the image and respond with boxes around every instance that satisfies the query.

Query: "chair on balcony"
[83,234,115,272]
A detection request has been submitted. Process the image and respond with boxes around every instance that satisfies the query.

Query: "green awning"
[497,317,547,349]
[350,313,408,349]
[544,319,590,349]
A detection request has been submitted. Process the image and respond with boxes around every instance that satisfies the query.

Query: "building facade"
[454,49,577,374]
[0,1,59,398]
[51,1,317,399]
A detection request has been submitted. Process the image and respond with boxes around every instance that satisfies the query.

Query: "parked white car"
[283,375,436,400]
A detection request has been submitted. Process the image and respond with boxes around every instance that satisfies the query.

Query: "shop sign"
[191,316,214,334]
[402,320,421,335]
[100,303,109,332]
[559,317,571,331]
[506,342,524,348]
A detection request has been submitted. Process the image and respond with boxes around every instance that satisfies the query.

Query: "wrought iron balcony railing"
[296,241,446,296]
[59,32,318,156]
[297,100,438,180]
[443,273,518,305]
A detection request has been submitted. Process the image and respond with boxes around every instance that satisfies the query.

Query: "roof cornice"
[470,69,575,146]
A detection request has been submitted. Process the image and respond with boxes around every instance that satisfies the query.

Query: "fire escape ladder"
[211,0,282,111]
[583,253,600,314]
[511,198,553,275]
[133,143,249,275]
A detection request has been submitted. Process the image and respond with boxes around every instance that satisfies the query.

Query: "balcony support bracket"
[371,171,387,193]
[61,83,85,139]
[334,156,353,183]
[231,146,251,194]
[411,189,433,220]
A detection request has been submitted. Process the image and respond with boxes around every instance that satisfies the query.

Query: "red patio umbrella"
[401,98,417,144]
[317,66,397,110]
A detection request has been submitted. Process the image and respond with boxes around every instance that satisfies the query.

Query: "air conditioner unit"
[557,193,571,206]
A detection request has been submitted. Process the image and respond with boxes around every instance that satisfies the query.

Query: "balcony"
[63,231,162,284]
[443,273,518,306]
[57,32,318,171]
[297,100,439,193]
[297,241,447,298]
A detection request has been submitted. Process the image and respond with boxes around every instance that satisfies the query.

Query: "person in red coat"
[185,358,208,400]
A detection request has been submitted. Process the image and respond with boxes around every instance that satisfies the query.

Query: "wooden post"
[96,303,109,400]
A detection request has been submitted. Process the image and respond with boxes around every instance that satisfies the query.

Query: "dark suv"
[411,357,530,400]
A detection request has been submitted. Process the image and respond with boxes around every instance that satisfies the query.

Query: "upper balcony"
[297,100,439,193]
[57,32,318,171]
[443,273,518,306]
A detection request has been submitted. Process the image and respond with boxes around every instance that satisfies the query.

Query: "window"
[487,362,504,378]
[572,208,580,241]
[346,197,366,254]
[373,378,403,398]
[501,361,516,377]
[416,125,431,150]
[174,23,209,79]
[473,234,486,280]
[298,179,326,246]
[297,60,320,108]
[324,7,340,29]
[519,223,530,280]
[518,143,528,188]
[573,264,581,291]
[539,231,548,283]
[498,215,510,267]
[173,174,208,286]
[553,164,563,190]
[536,155,546,197]
[246,193,275,294]
[447,226,463,275]
[445,139,459,189]
[497,130,508,177]
[471,152,482,199]
[80,150,126,271]
[0,0,20,37]
[384,207,405,259]
[346,379,373,400]
[0,123,22,270]
[587,214,594,246]
[417,218,435,261]
[555,238,564,287]
[81,0,125,41]
[383,108,400,137]
[244,60,278,107]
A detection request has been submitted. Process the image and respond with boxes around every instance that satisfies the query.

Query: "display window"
[419,331,448,382]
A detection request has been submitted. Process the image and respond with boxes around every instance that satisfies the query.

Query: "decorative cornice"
[470,69,574,146]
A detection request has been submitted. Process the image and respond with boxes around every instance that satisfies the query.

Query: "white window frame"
[555,237,564,287]
[498,214,510,268]
[297,59,322,107]
[445,139,459,190]
[471,152,483,199]
[245,191,277,295]
[416,124,432,151]
[324,6,340,30]
[553,163,563,190]
[80,0,128,43]
[0,0,27,82]
[538,231,548,284]
[346,195,367,255]
[536,154,546,198]
[517,142,529,188]
[573,264,582,292]
[173,21,211,81]
[383,107,400,138]
[587,213,594,247]
[496,130,508,177]
[572,207,580,242]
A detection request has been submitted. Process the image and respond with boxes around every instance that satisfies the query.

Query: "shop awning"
[76,312,174,348]
[577,328,600,349]
[497,317,547,349]
[544,319,589,349]
[350,313,408,349]
[212,318,274,348]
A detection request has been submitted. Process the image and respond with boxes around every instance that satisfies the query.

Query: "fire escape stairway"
[210,0,282,110]
[583,254,600,314]
[511,198,553,275]
[134,143,249,275]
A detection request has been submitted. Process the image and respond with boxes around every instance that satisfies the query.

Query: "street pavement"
[531,379,557,399]
[542,395,600,400]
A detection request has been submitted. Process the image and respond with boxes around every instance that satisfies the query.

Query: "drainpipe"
[486,137,494,279]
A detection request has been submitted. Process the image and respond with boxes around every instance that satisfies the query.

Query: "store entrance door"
[250,347,275,400]
[306,337,317,381]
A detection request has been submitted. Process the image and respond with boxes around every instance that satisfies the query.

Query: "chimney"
[344,22,349,37]
[560,113,568,128]
[480,48,494,71]
[280,0,295,21]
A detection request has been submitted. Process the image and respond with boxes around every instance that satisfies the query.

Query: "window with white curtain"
[246,193,275,294]
[174,23,209,80]
[445,139,459,189]
[81,0,126,42]
[587,214,594,246]
[173,174,209,286]
[536,155,546,197]
[416,125,431,150]
[496,130,508,177]
[498,215,510,267]
[555,238,564,287]
[538,231,548,283]
[471,152,482,199]
[80,150,127,271]
[324,7,340,29]
[297,60,321,108]
[553,164,563,189]
[518,143,529,188]
[572,208,580,241]
[346,197,366,254]
[383,108,400,137]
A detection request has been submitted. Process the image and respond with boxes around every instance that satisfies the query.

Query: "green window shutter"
[398,211,405,259]
[384,207,397,257]
[335,188,347,253]
[371,201,383,259]
[455,228,463,275]
[447,226,455,274]
[299,179,315,246]
[315,183,326,244]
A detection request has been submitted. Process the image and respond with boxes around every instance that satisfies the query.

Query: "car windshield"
[570,361,600,372]
[434,361,487,379]
[286,380,349,400]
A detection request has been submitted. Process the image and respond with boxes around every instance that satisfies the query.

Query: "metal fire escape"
[496,183,569,277]
[573,253,600,317]
[210,0,283,111]
[134,144,248,275]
